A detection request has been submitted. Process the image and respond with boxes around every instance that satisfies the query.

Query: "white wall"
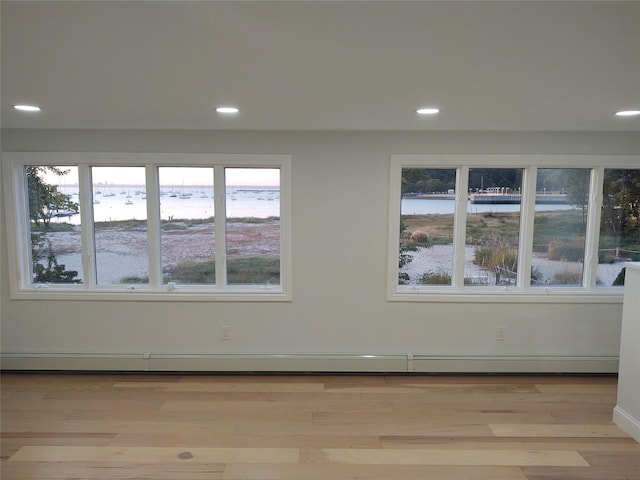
[1,130,638,372]
[614,262,640,441]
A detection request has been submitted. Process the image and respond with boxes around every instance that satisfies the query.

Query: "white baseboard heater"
[0,353,619,373]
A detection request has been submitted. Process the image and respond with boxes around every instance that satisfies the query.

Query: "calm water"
[401,198,576,215]
[55,186,280,224]
[52,188,574,225]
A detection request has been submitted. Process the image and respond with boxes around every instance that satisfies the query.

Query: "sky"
[41,166,280,187]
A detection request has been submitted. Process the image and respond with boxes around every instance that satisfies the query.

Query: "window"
[400,168,456,286]
[598,169,640,287]
[27,166,83,285]
[4,153,291,301]
[159,167,215,286]
[529,168,590,287]
[467,168,523,287]
[225,168,281,287]
[389,155,640,301]
[93,166,149,285]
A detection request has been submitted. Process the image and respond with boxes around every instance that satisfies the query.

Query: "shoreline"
[404,193,569,205]
[41,221,280,284]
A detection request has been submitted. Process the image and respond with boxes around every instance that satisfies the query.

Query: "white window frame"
[388,154,640,303]
[2,152,292,302]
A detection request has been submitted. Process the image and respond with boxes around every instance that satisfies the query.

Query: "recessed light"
[615,110,640,117]
[14,104,42,112]
[416,107,440,115]
[216,106,239,114]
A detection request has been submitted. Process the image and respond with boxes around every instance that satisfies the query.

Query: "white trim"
[392,154,640,169]
[0,353,619,373]
[453,166,469,287]
[518,165,537,288]
[390,290,623,303]
[2,152,293,301]
[613,406,640,443]
[146,165,162,286]
[412,355,619,373]
[214,165,228,288]
[387,156,404,298]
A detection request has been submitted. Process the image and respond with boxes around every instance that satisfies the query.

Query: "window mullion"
[583,167,604,288]
[214,166,227,287]
[518,166,537,290]
[389,158,403,296]
[15,164,33,289]
[453,167,469,287]
[145,165,162,287]
[78,165,96,287]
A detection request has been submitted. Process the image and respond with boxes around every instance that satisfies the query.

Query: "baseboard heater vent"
[0,353,619,373]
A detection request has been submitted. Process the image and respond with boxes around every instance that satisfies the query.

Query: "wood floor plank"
[64,407,312,422]
[9,446,300,464]
[312,410,556,426]
[1,461,225,479]
[522,466,634,480]
[306,448,590,467]
[232,419,494,437]
[578,449,640,470]
[323,383,539,394]
[44,389,276,402]
[109,432,382,449]
[490,424,630,438]
[113,381,324,392]
[379,436,640,452]
[535,384,618,395]
[160,398,396,413]
[1,419,238,434]
[222,463,529,480]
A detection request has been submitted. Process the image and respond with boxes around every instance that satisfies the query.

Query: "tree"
[27,166,80,283]
[601,169,640,242]
[558,169,590,226]
[31,234,80,283]
[26,166,78,225]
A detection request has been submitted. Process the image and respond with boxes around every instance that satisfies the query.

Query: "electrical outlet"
[496,326,506,341]
[221,325,231,341]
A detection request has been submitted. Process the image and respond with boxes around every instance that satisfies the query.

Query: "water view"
[402,197,574,215]
[53,186,280,224]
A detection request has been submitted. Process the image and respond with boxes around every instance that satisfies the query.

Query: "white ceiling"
[2,1,639,131]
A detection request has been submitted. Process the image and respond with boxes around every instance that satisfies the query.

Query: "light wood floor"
[1,373,639,480]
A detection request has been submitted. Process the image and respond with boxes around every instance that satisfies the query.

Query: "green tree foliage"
[31,234,80,283]
[398,217,415,284]
[26,166,78,225]
[402,168,526,195]
[562,169,590,225]
[601,169,640,242]
[401,168,456,194]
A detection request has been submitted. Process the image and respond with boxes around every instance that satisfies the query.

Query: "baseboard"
[613,406,640,443]
[412,355,619,373]
[0,353,619,373]
[0,353,147,371]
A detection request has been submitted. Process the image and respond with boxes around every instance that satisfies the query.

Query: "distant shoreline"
[404,193,569,205]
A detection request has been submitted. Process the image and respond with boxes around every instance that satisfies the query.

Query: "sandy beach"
[41,221,280,284]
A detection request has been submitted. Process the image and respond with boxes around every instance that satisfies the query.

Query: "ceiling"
[2,1,639,131]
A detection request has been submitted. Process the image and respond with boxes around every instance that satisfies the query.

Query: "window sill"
[390,286,624,303]
[11,285,291,302]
